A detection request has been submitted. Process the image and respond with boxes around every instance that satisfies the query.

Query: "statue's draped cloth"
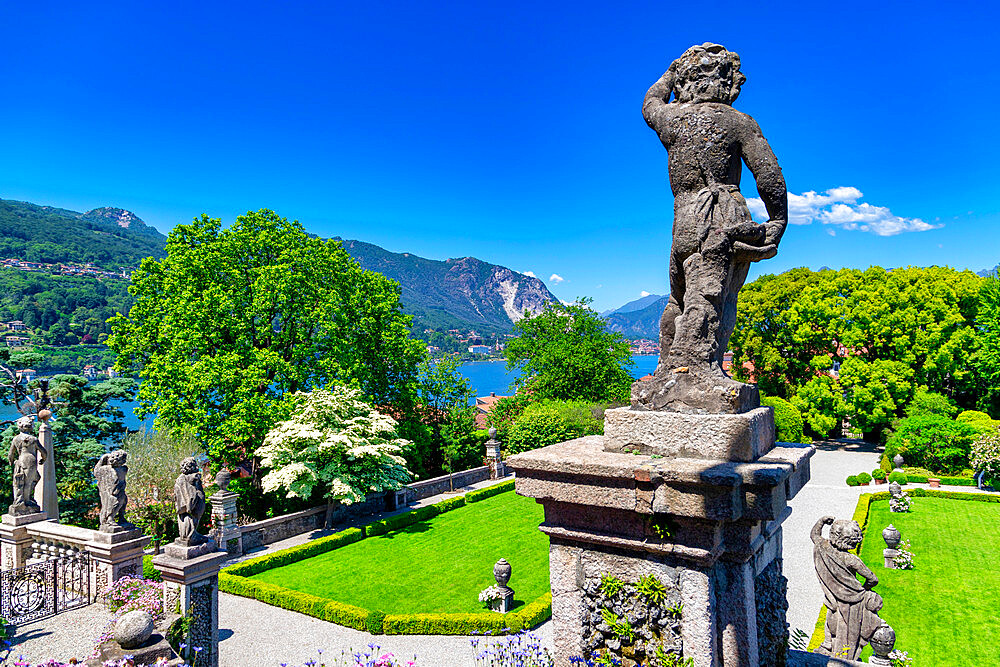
[813,540,883,655]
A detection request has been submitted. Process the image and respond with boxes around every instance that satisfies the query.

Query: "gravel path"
[5,602,112,665]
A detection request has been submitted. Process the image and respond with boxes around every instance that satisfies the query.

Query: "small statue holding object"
[174,456,208,546]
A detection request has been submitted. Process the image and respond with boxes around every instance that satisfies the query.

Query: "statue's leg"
[666,250,726,371]
[817,606,836,654]
[716,261,751,372]
[656,248,685,373]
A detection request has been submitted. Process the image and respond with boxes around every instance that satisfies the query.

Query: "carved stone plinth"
[0,512,47,570]
[87,527,149,596]
[882,549,898,569]
[509,424,813,667]
[153,549,228,667]
[209,490,242,556]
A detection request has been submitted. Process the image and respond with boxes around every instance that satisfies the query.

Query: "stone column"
[209,489,242,556]
[153,544,227,667]
[86,527,150,595]
[485,428,505,480]
[508,407,813,667]
[0,512,47,570]
[34,410,59,520]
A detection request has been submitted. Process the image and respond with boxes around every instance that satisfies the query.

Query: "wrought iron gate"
[1,553,91,625]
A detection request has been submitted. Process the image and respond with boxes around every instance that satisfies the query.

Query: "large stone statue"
[94,450,132,531]
[174,457,208,546]
[7,416,46,516]
[811,516,885,660]
[633,43,788,414]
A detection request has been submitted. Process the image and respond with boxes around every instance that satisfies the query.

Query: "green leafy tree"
[505,298,633,402]
[256,387,411,510]
[885,414,981,474]
[976,271,1000,416]
[108,210,424,500]
[505,400,603,455]
[401,356,474,480]
[905,389,958,419]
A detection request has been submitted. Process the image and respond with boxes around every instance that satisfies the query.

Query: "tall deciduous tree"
[108,209,424,484]
[976,271,1000,416]
[732,266,983,438]
[505,298,634,402]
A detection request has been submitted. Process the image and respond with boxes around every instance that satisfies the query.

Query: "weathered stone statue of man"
[174,456,208,546]
[812,516,885,660]
[94,450,131,531]
[634,42,788,414]
[8,415,46,516]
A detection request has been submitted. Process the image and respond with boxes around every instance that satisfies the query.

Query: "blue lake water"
[0,355,659,426]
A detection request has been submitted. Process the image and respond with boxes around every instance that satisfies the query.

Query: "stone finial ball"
[37,409,53,422]
[215,469,232,491]
[882,524,901,549]
[114,609,155,649]
[493,558,512,587]
[870,623,896,658]
[489,427,497,440]
[892,454,905,468]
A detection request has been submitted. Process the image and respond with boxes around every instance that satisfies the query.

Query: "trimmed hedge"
[904,474,975,486]
[220,485,553,634]
[466,479,515,503]
[807,605,827,652]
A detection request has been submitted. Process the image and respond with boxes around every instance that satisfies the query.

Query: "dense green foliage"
[732,266,987,440]
[224,490,551,633]
[0,199,166,270]
[486,393,535,441]
[885,414,984,473]
[0,269,132,347]
[108,210,425,515]
[505,400,604,455]
[505,298,634,402]
[856,496,1000,665]
[905,389,958,419]
[760,396,806,443]
[957,410,998,431]
[977,272,1000,416]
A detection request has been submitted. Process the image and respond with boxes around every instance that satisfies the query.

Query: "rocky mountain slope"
[604,295,669,340]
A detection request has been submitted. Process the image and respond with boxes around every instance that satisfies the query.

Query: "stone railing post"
[153,544,227,667]
[34,409,59,520]
[485,428,505,480]
[509,407,813,667]
[0,512,47,570]
[209,471,242,556]
[87,528,150,596]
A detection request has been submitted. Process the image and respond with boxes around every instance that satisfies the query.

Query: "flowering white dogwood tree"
[257,386,411,504]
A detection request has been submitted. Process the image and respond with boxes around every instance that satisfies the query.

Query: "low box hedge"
[466,479,515,503]
[219,484,552,634]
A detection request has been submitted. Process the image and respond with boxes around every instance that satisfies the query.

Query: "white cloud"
[747,186,940,237]
[640,290,651,297]
[522,270,536,278]
[596,284,603,289]
[549,273,565,284]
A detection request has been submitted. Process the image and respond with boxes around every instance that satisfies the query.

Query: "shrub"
[367,609,386,634]
[857,472,872,484]
[365,495,468,537]
[487,394,536,441]
[846,475,859,486]
[885,414,980,474]
[142,554,162,582]
[957,410,998,432]
[872,469,886,481]
[905,390,958,419]
[505,400,602,455]
[971,430,1000,486]
[761,396,806,444]
[888,471,909,485]
[225,527,365,577]
[465,479,515,503]
[879,455,893,474]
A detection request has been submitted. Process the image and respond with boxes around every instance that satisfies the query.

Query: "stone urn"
[37,408,53,423]
[893,454,905,469]
[889,481,902,498]
[494,558,512,589]
[882,524,901,549]
[215,469,232,492]
[870,623,896,661]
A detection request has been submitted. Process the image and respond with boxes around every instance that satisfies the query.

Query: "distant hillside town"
[2,257,133,281]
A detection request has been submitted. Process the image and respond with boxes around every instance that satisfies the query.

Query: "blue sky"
[1,1,997,312]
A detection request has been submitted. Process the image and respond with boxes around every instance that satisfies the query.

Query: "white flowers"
[893,539,915,570]
[889,491,911,513]
[889,649,913,667]
[478,585,505,610]
[257,386,411,503]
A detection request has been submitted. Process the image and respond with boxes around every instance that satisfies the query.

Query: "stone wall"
[405,466,491,503]
[239,507,326,552]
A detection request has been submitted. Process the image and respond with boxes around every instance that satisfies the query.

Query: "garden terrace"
[220,483,553,634]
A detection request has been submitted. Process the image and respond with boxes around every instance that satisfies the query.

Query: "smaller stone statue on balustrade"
[8,416,46,516]
[94,450,134,532]
[812,516,886,660]
[173,457,210,549]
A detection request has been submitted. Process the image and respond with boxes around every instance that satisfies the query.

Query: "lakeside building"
[474,391,510,428]
[468,344,490,354]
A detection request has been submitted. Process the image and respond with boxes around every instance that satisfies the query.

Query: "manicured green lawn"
[858,496,1000,666]
[250,490,550,614]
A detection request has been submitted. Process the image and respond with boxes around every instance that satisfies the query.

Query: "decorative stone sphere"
[37,409,53,422]
[882,524,901,549]
[893,454,905,469]
[114,610,155,649]
[215,469,232,492]
[493,558,512,588]
[870,623,896,658]
[488,427,497,440]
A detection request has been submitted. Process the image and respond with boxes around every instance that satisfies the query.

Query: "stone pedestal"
[0,512,47,570]
[209,490,242,556]
[882,549,898,569]
[87,527,149,595]
[498,587,514,613]
[509,407,813,667]
[486,438,506,480]
[34,417,59,520]
[153,547,228,667]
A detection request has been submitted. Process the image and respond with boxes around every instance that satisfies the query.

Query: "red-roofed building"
[474,392,510,428]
